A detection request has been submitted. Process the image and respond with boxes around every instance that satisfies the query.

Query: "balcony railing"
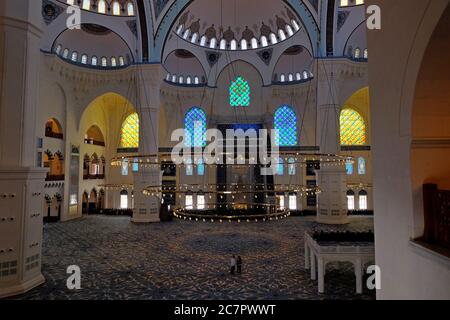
[45,131,64,140]
[84,139,105,147]
[83,174,105,180]
[45,175,65,182]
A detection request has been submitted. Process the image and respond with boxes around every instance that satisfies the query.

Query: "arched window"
[340,108,366,145]
[240,39,247,50]
[251,38,258,49]
[261,36,268,47]
[120,113,139,149]
[71,51,78,62]
[274,105,297,146]
[230,39,237,50]
[185,159,193,176]
[347,190,355,210]
[286,25,294,37]
[220,39,227,50]
[184,107,207,147]
[176,25,184,34]
[288,73,294,82]
[197,158,205,176]
[354,48,361,59]
[112,1,121,15]
[292,20,300,31]
[359,190,368,210]
[186,76,192,84]
[55,44,62,55]
[277,157,284,176]
[346,159,354,175]
[363,48,368,59]
[288,158,296,176]
[200,36,207,46]
[101,57,108,67]
[111,57,117,67]
[132,158,139,172]
[121,159,129,176]
[296,72,302,81]
[229,76,250,107]
[98,0,106,13]
[191,33,198,43]
[127,2,134,16]
[358,157,366,175]
[278,29,286,41]
[62,49,69,59]
[119,56,125,66]
[82,0,90,10]
[91,56,98,66]
[280,74,286,82]
[209,38,217,48]
[270,33,278,45]
[81,54,88,64]
[303,71,309,79]
[120,190,128,209]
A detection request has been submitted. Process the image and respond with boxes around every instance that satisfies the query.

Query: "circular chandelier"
[173,203,290,223]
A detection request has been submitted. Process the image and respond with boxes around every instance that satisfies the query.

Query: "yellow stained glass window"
[340,108,366,145]
[120,113,139,148]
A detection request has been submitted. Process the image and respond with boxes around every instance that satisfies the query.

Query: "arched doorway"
[82,192,89,214]
[89,189,98,214]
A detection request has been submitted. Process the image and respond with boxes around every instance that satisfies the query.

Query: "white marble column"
[131,64,163,223]
[0,0,47,298]
[316,61,349,224]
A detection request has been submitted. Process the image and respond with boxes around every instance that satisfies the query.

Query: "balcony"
[45,131,64,140]
[45,175,65,182]
[84,139,105,147]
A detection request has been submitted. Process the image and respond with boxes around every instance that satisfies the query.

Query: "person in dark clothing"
[237,256,242,274]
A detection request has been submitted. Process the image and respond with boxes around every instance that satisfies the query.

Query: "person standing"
[237,256,242,274]
[230,255,236,275]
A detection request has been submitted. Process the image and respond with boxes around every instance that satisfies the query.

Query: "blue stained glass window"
[132,158,139,172]
[274,105,298,146]
[358,157,366,175]
[122,159,129,176]
[184,107,207,147]
[277,158,284,176]
[346,160,354,175]
[197,159,205,176]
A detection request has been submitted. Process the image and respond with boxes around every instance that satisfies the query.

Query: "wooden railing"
[45,131,64,140]
[423,184,450,250]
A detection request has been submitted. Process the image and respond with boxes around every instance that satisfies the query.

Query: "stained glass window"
[132,158,139,172]
[340,109,366,145]
[274,105,298,146]
[288,158,296,176]
[230,76,250,107]
[197,159,205,176]
[346,160,354,175]
[358,157,366,175]
[184,107,207,147]
[277,157,284,176]
[120,113,139,149]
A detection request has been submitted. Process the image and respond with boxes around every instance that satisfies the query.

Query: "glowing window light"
[340,109,366,145]
[184,107,207,147]
[274,105,297,146]
[120,113,139,148]
[229,76,250,107]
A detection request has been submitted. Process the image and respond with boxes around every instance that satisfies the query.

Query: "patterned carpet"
[14,215,376,300]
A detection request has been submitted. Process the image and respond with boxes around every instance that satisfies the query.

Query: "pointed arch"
[184,107,207,147]
[274,105,298,146]
[340,108,366,145]
[120,113,139,149]
[229,76,251,107]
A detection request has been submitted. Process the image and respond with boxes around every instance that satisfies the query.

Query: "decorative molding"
[42,0,64,25]
[337,10,350,32]
[411,139,450,149]
[257,48,273,66]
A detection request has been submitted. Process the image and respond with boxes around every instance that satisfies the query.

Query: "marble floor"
[14,215,376,300]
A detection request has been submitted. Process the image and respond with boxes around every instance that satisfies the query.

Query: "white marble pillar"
[316,61,349,224]
[131,64,163,223]
[0,0,47,298]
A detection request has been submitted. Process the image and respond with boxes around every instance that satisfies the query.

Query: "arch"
[120,113,139,149]
[85,125,105,146]
[274,105,298,146]
[340,109,366,146]
[184,107,207,147]
[229,76,251,107]
[45,118,63,139]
